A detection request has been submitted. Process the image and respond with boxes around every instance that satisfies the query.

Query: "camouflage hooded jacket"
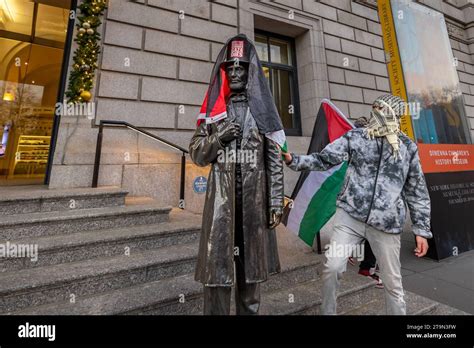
[288,128,432,239]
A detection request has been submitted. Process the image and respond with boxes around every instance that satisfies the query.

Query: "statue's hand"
[269,206,283,229]
[217,122,240,144]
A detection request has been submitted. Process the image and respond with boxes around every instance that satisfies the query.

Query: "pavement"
[399,230,474,314]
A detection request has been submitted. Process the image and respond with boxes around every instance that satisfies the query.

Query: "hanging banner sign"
[377,0,415,140]
[418,144,474,173]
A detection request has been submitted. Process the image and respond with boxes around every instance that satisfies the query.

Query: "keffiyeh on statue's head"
[366,94,408,159]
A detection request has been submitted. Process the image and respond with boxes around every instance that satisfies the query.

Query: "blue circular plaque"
[193,176,207,194]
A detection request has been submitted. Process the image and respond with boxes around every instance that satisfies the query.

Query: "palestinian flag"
[266,129,287,154]
[283,99,354,246]
[197,68,230,126]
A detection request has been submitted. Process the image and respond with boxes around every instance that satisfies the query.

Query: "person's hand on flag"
[278,145,292,164]
[282,152,292,164]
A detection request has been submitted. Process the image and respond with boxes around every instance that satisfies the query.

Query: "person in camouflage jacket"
[282,95,432,315]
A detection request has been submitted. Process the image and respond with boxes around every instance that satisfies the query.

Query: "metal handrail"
[92,120,188,208]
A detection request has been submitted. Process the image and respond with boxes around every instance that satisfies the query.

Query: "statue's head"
[225,62,248,92]
[223,38,251,93]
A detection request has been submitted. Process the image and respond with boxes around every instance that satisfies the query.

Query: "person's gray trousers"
[321,208,407,315]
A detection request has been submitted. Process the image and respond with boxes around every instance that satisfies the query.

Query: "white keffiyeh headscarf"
[366,94,408,159]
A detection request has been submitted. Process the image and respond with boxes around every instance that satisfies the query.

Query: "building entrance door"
[0,0,73,185]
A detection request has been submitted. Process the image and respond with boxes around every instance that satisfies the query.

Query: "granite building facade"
[46,0,474,212]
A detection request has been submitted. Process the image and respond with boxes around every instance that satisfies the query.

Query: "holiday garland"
[66,0,107,103]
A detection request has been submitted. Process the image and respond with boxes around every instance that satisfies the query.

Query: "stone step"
[10,256,323,315]
[0,186,128,215]
[0,217,201,272]
[0,242,198,314]
[425,302,469,315]
[338,287,439,315]
[15,269,455,316]
[11,274,203,315]
[296,266,453,316]
[260,267,375,315]
[260,272,460,316]
[13,252,457,316]
[261,259,320,293]
[113,265,370,315]
[0,203,172,240]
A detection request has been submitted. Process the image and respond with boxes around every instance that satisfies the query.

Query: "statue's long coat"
[189,107,284,286]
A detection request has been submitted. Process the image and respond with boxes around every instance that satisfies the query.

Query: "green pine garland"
[66,0,107,103]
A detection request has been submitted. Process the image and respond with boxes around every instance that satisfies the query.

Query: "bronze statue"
[189,34,285,315]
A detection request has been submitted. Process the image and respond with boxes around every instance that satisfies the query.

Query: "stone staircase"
[0,186,466,315]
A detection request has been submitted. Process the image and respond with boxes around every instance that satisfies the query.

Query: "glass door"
[0,0,72,185]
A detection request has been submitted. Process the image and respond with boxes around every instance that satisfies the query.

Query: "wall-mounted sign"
[418,144,474,173]
[193,176,207,194]
[419,144,474,260]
